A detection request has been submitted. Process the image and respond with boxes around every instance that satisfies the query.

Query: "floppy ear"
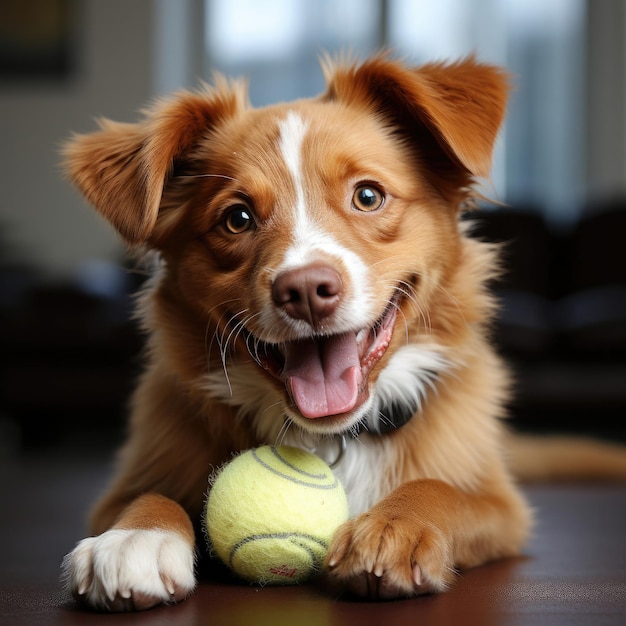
[63,81,247,245]
[323,55,509,197]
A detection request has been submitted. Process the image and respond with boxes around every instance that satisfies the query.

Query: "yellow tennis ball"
[205,445,349,585]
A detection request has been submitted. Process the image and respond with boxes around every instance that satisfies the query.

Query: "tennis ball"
[205,445,349,585]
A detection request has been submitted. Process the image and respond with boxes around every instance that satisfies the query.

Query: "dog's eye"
[224,205,255,234]
[352,184,385,212]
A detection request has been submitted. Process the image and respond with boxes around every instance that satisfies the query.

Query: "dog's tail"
[506,433,626,482]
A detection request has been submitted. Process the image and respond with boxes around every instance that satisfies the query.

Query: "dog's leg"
[326,475,530,599]
[62,493,196,611]
[60,373,230,611]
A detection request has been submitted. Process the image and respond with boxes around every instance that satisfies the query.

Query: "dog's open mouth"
[246,291,401,420]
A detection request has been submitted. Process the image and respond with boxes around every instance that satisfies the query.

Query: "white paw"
[62,528,196,611]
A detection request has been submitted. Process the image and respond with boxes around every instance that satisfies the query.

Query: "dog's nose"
[272,264,343,327]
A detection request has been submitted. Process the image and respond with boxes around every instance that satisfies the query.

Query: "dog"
[61,55,626,611]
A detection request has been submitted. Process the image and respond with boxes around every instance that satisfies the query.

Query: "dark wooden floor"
[1,444,625,626]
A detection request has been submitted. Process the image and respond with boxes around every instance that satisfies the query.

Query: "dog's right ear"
[63,81,247,245]
[323,55,509,203]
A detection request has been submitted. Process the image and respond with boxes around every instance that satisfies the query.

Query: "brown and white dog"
[61,55,626,611]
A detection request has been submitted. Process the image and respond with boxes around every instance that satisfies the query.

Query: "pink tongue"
[282,332,362,418]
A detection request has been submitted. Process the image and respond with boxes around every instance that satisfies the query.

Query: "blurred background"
[1,0,625,454]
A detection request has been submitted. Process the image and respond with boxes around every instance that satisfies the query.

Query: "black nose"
[272,263,343,328]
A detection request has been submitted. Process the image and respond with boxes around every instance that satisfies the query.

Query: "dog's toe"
[62,528,196,611]
[326,511,455,599]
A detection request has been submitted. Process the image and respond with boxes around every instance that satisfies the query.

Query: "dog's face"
[65,57,508,436]
[176,101,458,433]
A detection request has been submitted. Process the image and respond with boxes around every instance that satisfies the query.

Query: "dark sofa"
[1,203,625,449]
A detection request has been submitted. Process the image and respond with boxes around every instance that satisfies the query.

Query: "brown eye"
[224,205,254,234]
[352,184,385,212]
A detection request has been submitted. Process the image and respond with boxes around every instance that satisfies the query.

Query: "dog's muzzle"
[251,289,402,420]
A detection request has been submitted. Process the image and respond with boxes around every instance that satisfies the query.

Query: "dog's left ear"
[324,56,509,196]
[63,82,247,245]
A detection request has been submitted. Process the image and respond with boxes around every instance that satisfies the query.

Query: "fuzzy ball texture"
[205,445,349,585]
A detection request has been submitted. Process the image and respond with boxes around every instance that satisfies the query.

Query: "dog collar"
[327,400,417,468]
[354,397,418,437]
[298,395,419,469]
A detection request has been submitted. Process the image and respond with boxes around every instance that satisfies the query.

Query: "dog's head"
[65,56,508,436]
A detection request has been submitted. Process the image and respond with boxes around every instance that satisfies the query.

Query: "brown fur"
[62,55,625,611]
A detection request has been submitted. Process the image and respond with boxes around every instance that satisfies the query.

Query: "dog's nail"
[327,543,347,568]
[413,565,422,586]
[163,577,176,596]
[374,564,384,578]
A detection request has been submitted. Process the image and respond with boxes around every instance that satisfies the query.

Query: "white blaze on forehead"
[276,111,371,320]
[278,111,308,226]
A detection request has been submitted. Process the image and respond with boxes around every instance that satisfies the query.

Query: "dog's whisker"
[377,410,396,431]
[414,303,432,334]
[216,334,233,395]
[393,278,433,337]
[394,294,413,343]
[275,418,295,447]
[175,173,238,182]
[221,310,272,374]
[248,329,265,367]
[207,320,228,363]
[222,309,252,360]
[261,399,285,417]
[209,306,253,393]
[376,280,417,343]
[203,305,246,394]
[204,321,215,375]
[234,313,266,368]
[204,300,242,363]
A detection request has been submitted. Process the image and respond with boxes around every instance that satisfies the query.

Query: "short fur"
[61,55,626,611]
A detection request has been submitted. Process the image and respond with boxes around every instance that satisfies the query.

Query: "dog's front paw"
[326,511,455,599]
[62,529,196,611]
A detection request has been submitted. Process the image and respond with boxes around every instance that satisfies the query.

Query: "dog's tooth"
[356,329,367,344]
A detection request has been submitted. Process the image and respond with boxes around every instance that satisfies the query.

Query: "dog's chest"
[203,364,393,516]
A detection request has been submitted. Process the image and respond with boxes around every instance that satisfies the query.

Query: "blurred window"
[205,0,585,221]
[205,0,383,105]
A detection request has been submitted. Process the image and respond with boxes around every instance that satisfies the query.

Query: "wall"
[1,0,625,280]
[0,0,156,279]
[586,0,626,206]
